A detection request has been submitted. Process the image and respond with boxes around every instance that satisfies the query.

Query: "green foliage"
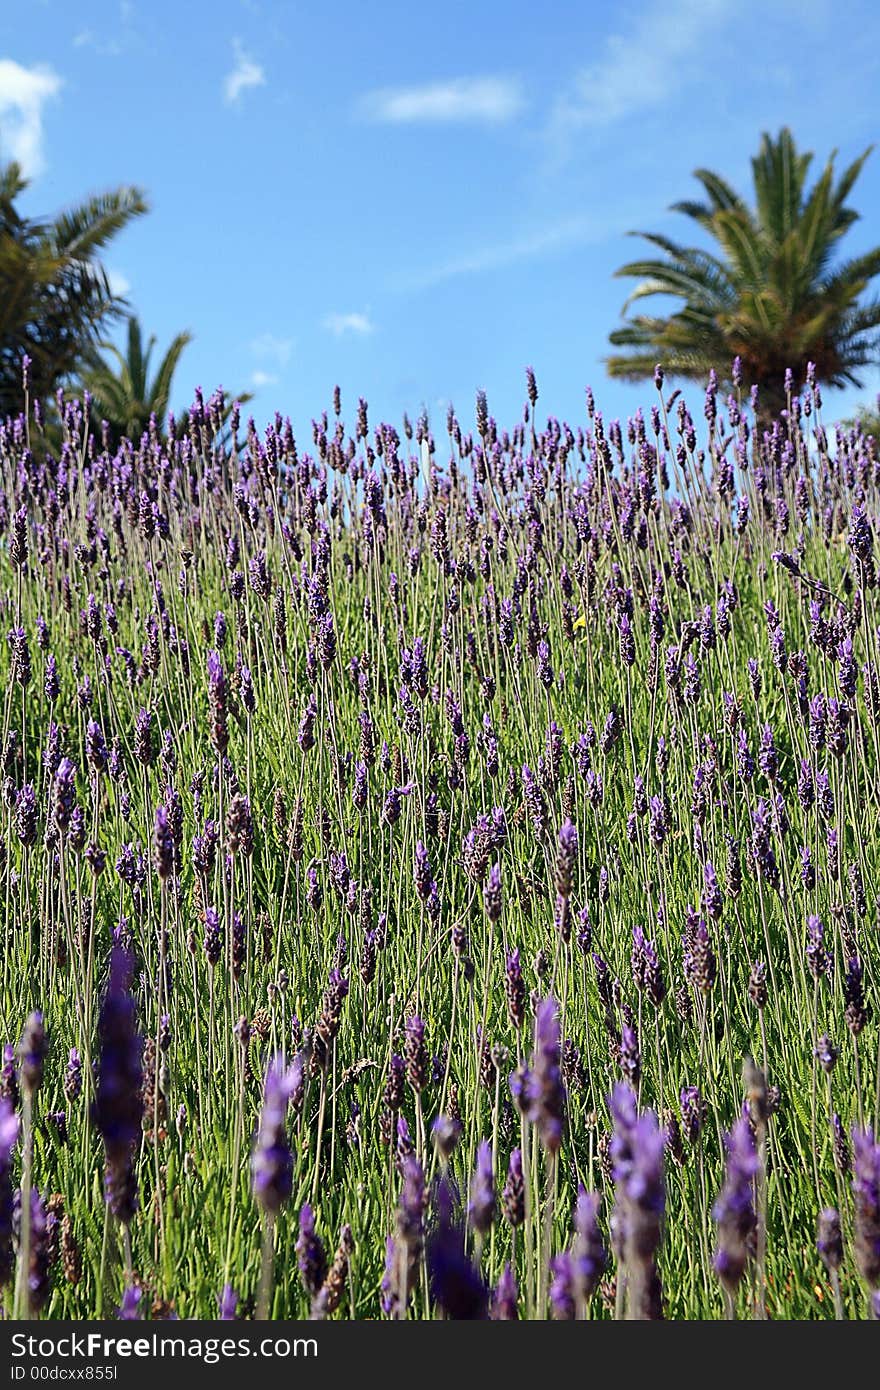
[0,157,148,418]
[78,317,193,447]
[607,128,880,416]
[77,316,253,448]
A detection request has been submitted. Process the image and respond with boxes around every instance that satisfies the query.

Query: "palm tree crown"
[606,128,880,417]
[79,316,193,447]
[0,158,147,417]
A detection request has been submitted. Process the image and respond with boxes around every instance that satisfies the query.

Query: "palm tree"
[79,315,252,449]
[844,402,880,446]
[0,157,148,417]
[606,128,880,419]
[79,316,193,446]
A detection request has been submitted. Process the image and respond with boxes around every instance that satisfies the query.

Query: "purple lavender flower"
[490,1262,518,1320]
[648,795,669,848]
[93,947,143,1224]
[468,1140,495,1236]
[63,1048,82,1103]
[505,949,526,1031]
[14,1189,49,1312]
[481,861,502,923]
[52,757,77,835]
[0,1099,18,1286]
[413,842,433,901]
[702,860,722,920]
[713,1116,758,1295]
[405,1016,427,1093]
[218,1284,239,1319]
[619,1024,641,1087]
[117,1286,142,1319]
[207,650,229,755]
[548,1252,576,1320]
[153,804,174,881]
[427,1178,489,1319]
[296,1204,328,1297]
[852,1127,880,1290]
[18,1012,46,1098]
[572,1187,606,1303]
[251,1056,295,1215]
[817,1209,842,1273]
[609,1083,666,1318]
[528,998,565,1154]
[555,818,578,899]
[432,1115,462,1163]
[806,915,831,981]
[680,1086,705,1145]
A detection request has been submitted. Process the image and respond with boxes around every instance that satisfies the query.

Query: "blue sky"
[2,0,880,435]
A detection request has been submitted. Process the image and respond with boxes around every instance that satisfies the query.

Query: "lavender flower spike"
[218,1284,239,1320]
[713,1116,758,1301]
[427,1178,489,1319]
[93,948,143,1225]
[0,1099,19,1287]
[529,997,566,1154]
[251,1056,295,1215]
[117,1285,142,1320]
[468,1139,495,1237]
[490,1262,519,1320]
[852,1126,880,1292]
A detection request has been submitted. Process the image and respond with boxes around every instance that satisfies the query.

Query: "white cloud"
[107,269,131,298]
[250,332,292,366]
[250,369,278,388]
[323,312,374,337]
[550,0,727,138]
[397,214,612,292]
[223,39,265,105]
[0,58,62,178]
[361,76,524,125]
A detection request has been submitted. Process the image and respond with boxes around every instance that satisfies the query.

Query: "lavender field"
[0,363,878,1321]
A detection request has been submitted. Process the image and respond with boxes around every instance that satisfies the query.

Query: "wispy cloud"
[73,31,125,57]
[74,2,141,58]
[223,39,265,105]
[107,269,131,298]
[550,0,727,139]
[0,58,62,178]
[361,76,524,126]
[250,332,292,366]
[396,214,613,292]
[323,312,374,338]
[250,369,278,389]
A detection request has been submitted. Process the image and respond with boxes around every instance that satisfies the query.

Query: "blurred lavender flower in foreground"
[427,1178,488,1319]
[251,1057,295,1215]
[93,948,143,1225]
[713,1116,758,1306]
